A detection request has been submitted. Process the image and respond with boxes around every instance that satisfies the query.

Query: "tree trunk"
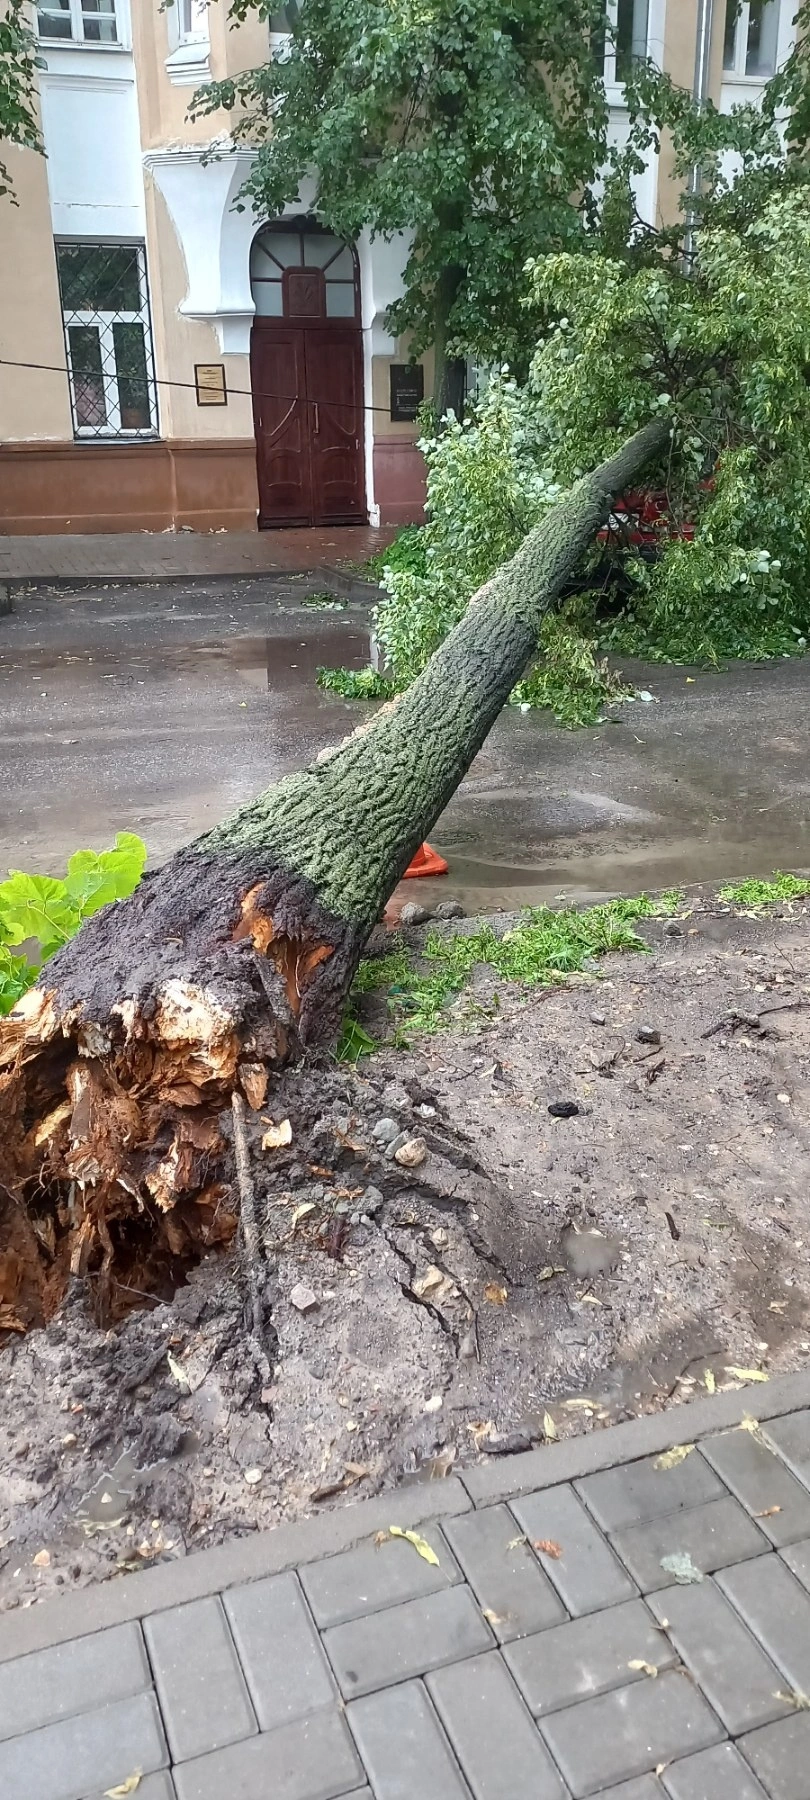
[0,419,667,1331]
[432,259,466,423]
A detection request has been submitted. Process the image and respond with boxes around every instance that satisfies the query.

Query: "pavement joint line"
[1,1372,810,1669]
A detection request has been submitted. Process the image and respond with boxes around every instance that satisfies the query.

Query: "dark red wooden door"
[251,324,365,528]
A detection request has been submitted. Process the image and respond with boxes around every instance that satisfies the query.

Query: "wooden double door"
[251,322,366,528]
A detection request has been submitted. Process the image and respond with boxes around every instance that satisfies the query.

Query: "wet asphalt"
[1,575,809,907]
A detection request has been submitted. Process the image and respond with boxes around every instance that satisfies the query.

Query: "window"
[37,0,118,43]
[723,0,780,77]
[55,242,158,438]
[176,0,208,42]
[599,0,650,86]
[250,222,359,322]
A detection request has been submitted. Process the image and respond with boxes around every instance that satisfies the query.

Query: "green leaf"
[0,872,77,957]
[65,833,147,917]
[0,944,37,1016]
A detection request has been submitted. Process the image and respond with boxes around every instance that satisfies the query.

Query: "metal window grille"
[55,242,159,441]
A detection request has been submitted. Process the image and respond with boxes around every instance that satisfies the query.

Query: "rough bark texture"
[0,419,668,1332]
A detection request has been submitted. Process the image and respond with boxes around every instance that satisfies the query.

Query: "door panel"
[251,327,311,527]
[251,322,366,527]
[305,330,366,524]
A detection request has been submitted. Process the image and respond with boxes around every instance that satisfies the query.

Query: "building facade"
[0,0,796,535]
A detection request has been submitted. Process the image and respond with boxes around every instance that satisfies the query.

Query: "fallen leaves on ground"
[543,1412,558,1441]
[660,1551,704,1584]
[755,1505,782,1519]
[534,1539,563,1559]
[653,1445,694,1472]
[562,1398,597,1412]
[104,1776,142,1798]
[775,1690,810,1710]
[484,1282,508,1305]
[628,1660,658,1678]
[262,1118,292,1150]
[387,1527,440,1566]
[739,1415,762,1434]
[726,1367,768,1382]
[483,1607,507,1626]
[32,1548,50,1568]
[704,1371,716,1394]
[506,1534,527,1551]
[166,1350,189,1391]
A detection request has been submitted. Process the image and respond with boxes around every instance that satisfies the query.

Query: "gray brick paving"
[764,1408,810,1481]
[539,1669,723,1797]
[510,1484,637,1615]
[323,1585,494,1698]
[172,1708,364,1800]
[347,1682,472,1800]
[739,1713,810,1800]
[300,1525,461,1627]
[427,1651,567,1800]
[701,1426,810,1545]
[0,1691,168,1800]
[12,1372,810,1800]
[781,1536,810,1591]
[661,1742,770,1800]
[717,1554,810,1694]
[144,1595,257,1761]
[575,1452,724,1534]
[0,1620,149,1742]
[443,1504,567,1642]
[224,1572,337,1730]
[648,1581,789,1733]
[504,1598,677,1718]
[610,1495,767,1591]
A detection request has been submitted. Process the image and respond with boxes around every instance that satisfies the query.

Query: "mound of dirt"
[3,900,810,1612]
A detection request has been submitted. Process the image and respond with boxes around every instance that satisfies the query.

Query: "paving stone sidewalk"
[4,1372,810,1800]
[0,527,393,587]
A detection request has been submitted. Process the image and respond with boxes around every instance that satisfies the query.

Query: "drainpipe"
[683,0,716,267]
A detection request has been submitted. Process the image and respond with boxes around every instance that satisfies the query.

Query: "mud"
[3,897,810,1612]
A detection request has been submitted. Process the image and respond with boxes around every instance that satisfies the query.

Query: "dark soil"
[3,898,810,1612]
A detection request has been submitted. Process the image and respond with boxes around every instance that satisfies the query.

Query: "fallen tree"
[0,418,667,1332]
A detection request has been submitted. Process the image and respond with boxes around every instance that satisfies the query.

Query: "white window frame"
[603,0,650,97]
[165,0,211,84]
[58,243,159,441]
[37,0,127,49]
[723,0,782,81]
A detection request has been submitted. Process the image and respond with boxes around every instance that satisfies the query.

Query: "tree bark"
[432,258,466,423]
[0,418,667,1331]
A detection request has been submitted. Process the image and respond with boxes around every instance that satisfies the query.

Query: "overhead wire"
[0,354,423,421]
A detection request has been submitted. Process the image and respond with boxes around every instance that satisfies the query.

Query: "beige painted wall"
[0,147,72,442]
[131,0,269,150]
[144,178,255,439]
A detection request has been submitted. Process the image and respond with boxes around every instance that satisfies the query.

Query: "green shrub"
[0,833,147,1015]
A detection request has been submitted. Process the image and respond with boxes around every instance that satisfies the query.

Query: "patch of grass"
[346,891,683,1047]
[718,871,810,908]
[316,666,396,699]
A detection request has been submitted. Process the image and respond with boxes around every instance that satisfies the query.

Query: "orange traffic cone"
[403,842,449,879]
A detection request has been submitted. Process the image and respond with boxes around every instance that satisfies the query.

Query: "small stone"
[488,1431,533,1456]
[433,899,466,920]
[400,901,430,926]
[394,1136,428,1168]
[423,1394,443,1412]
[385,1131,411,1158]
[362,1185,384,1214]
[664,920,684,937]
[460,1331,477,1358]
[244,1467,263,1485]
[637,1024,661,1045]
[548,1100,580,1119]
[416,1103,437,1119]
[372,1117,400,1144]
[61,1433,78,1448]
[590,1011,607,1027]
[290,1283,319,1314]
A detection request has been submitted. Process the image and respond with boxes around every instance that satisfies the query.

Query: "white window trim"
[723,0,784,83]
[37,0,129,50]
[603,0,657,108]
[165,0,211,86]
[60,246,159,440]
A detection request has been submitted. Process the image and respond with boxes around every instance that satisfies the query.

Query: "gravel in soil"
[2,900,810,1611]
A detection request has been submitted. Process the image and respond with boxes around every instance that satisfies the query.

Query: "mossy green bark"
[206,417,668,932]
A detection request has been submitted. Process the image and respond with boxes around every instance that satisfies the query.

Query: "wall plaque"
[195,364,228,406]
[389,362,424,422]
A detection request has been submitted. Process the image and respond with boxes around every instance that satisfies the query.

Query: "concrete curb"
[2,1370,808,1668]
[0,1480,470,1666]
[459,1367,810,1505]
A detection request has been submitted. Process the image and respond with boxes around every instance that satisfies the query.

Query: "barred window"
[55,242,158,440]
[37,0,119,45]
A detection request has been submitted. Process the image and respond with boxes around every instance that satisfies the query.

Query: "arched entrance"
[249,218,367,528]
